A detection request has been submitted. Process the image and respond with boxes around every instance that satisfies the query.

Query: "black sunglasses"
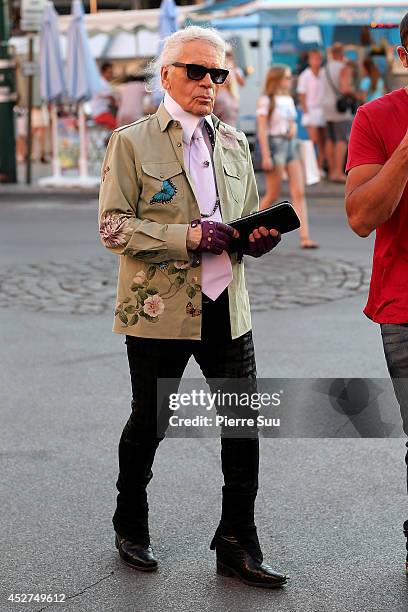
[172,62,229,84]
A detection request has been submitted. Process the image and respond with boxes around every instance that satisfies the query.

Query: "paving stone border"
[245,252,371,312]
[0,253,371,315]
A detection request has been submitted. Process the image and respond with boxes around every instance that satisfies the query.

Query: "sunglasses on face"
[172,62,229,84]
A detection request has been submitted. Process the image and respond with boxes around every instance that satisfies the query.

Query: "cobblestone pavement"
[245,251,371,311]
[0,251,371,315]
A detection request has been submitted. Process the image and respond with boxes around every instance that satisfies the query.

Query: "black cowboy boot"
[112,416,161,570]
[214,534,287,588]
[115,532,158,572]
[210,437,288,587]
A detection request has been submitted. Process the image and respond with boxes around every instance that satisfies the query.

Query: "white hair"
[147,26,226,93]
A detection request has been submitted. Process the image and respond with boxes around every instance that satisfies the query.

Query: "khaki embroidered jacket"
[98,102,259,340]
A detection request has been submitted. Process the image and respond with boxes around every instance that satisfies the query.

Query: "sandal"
[329,175,347,184]
[300,239,319,249]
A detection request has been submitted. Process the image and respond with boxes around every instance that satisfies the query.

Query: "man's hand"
[187,220,239,255]
[243,226,281,258]
[397,126,408,155]
[186,223,202,251]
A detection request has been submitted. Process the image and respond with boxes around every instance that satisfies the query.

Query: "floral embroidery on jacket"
[114,263,202,328]
[218,126,240,150]
[99,212,132,248]
[143,294,165,317]
[102,165,110,182]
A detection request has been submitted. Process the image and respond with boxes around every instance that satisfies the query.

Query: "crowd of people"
[90,43,246,133]
[90,61,153,130]
[15,40,391,181]
[252,41,392,249]
[296,43,386,184]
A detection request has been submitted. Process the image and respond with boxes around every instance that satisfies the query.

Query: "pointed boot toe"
[115,533,158,572]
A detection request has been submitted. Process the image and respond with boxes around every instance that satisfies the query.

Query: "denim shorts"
[268,136,300,166]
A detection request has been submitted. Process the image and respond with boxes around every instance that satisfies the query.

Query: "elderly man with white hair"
[99,25,287,588]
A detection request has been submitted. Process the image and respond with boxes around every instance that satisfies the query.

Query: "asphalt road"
[1,192,407,612]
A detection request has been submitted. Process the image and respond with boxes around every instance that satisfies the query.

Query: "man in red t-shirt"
[345,12,408,573]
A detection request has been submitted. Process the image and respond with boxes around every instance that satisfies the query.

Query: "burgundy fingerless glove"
[237,231,281,262]
[191,219,236,255]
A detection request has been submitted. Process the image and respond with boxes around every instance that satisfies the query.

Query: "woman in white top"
[256,65,318,249]
[297,49,326,176]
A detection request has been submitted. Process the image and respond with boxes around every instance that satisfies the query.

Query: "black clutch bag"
[228,201,300,248]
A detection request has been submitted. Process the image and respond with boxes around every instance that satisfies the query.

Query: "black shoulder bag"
[325,64,359,115]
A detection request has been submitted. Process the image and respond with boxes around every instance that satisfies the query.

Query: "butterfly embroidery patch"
[186,301,202,317]
[150,179,177,204]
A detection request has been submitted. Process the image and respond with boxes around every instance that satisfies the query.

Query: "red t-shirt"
[346,88,408,323]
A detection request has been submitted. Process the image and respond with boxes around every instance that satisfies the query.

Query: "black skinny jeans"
[113,290,262,558]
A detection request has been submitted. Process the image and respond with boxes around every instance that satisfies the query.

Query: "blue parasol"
[40,0,66,102]
[159,0,178,40]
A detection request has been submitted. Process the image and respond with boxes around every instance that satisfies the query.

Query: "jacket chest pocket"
[141,161,184,208]
[223,161,248,205]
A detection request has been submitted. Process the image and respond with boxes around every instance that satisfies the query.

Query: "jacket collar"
[156,99,220,134]
[156,100,173,132]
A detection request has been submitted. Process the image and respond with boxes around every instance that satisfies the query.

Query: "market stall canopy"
[10,28,159,60]
[58,5,194,33]
[11,5,194,60]
[187,0,408,25]
[192,0,254,14]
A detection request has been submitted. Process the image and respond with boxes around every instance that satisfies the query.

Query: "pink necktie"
[189,124,233,301]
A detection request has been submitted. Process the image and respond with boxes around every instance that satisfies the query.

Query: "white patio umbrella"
[39,1,66,182]
[152,0,179,106]
[66,0,102,184]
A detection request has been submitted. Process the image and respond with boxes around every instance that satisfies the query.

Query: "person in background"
[345,10,408,575]
[297,48,326,177]
[91,62,118,130]
[256,64,318,249]
[321,42,355,183]
[15,56,51,163]
[225,45,246,93]
[357,57,385,104]
[116,74,147,128]
[214,45,244,127]
[15,106,27,163]
[29,71,50,163]
[213,71,239,126]
[31,103,50,163]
